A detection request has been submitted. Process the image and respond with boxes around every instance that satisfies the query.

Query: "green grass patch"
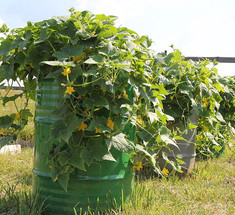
[0,146,234,215]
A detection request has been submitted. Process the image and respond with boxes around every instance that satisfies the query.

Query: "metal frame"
[184,57,235,63]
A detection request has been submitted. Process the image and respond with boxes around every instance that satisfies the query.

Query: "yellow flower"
[100,87,106,93]
[170,96,174,100]
[61,83,66,87]
[123,89,128,99]
[107,117,114,130]
[65,86,75,95]
[95,128,100,133]
[107,135,111,138]
[77,96,82,99]
[15,113,20,121]
[197,135,202,141]
[61,67,71,76]
[133,162,143,171]
[84,109,89,115]
[81,54,86,59]
[73,56,81,62]
[137,115,143,125]
[29,62,34,68]
[203,98,209,107]
[92,31,96,35]
[0,128,6,135]
[162,168,169,176]
[49,165,53,169]
[77,121,88,131]
[4,86,9,92]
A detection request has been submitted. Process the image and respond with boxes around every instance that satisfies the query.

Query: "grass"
[0,144,234,215]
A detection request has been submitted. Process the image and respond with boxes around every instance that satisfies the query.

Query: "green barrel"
[32,79,134,214]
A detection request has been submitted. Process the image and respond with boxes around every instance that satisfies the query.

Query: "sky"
[0,0,234,76]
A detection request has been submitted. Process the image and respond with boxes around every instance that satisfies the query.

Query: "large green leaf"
[106,133,133,152]
[0,64,14,80]
[35,27,52,44]
[41,61,75,67]
[80,148,94,166]
[58,151,71,166]
[99,42,118,56]
[0,136,13,148]
[147,112,159,123]
[84,55,104,64]
[86,116,107,132]
[0,39,11,57]
[53,45,84,60]
[0,115,13,127]
[69,151,86,171]
[57,173,70,192]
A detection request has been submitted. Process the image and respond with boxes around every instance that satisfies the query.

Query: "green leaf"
[135,144,161,175]
[87,139,110,161]
[0,136,13,148]
[98,24,117,38]
[0,115,13,127]
[188,123,198,130]
[215,112,226,123]
[35,27,51,44]
[160,134,178,148]
[126,40,136,51]
[53,45,83,60]
[159,83,168,95]
[147,112,159,123]
[51,113,83,143]
[58,151,71,166]
[19,109,33,119]
[162,151,177,170]
[86,116,107,132]
[57,173,70,192]
[0,39,11,57]
[84,55,104,64]
[137,129,154,144]
[93,95,109,107]
[0,64,14,80]
[106,133,133,152]
[69,151,86,171]
[70,65,83,80]
[178,83,193,95]
[51,120,67,138]
[41,61,75,67]
[2,93,23,106]
[102,152,116,162]
[99,42,118,56]
[15,52,26,65]
[80,148,94,166]
[62,113,83,142]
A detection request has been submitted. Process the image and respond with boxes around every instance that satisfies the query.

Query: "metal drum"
[158,111,197,175]
[32,79,134,214]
